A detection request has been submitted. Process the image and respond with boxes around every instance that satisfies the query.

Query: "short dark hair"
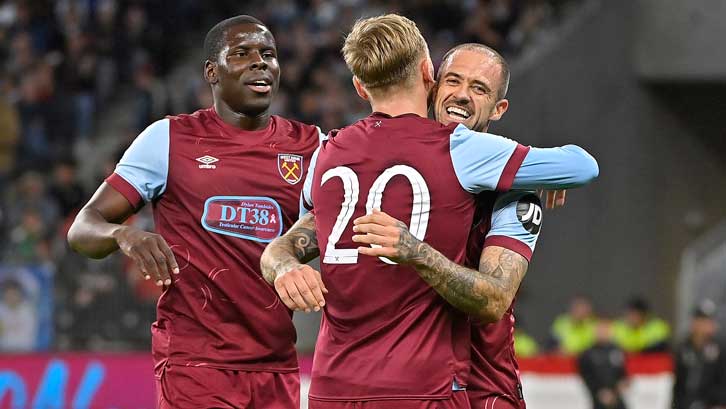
[438,43,510,99]
[627,296,650,313]
[203,15,267,62]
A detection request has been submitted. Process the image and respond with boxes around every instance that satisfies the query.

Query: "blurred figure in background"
[551,295,597,355]
[577,319,628,409]
[612,296,670,353]
[0,278,38,351]
[514,325,540,358]
[672,300,726,409]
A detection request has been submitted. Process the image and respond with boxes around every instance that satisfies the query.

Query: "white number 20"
[321,165,430,265]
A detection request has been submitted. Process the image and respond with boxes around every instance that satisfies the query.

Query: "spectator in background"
[0,278,38,351]
[672,300,726,409]
[551,295,598,355]
[0,82,19,183]
[514,327,540,358]
[49,159,85,218]
[612,296,670,353]
[578,319,629,409]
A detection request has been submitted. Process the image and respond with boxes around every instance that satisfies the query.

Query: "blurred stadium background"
[1,0,725,408]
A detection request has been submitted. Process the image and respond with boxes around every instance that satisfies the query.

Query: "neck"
[214,99,270,131]
[369,85,429,118]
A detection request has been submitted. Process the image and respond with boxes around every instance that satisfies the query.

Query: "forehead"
[223,23,275,47]
[441,49,503,83]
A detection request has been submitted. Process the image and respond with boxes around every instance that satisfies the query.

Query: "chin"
[239,102,271,117]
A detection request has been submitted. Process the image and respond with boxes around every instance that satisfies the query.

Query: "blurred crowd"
[0,0,582,352]
[521,296,726,409]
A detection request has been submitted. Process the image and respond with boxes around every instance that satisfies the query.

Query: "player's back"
[309,113,475,401]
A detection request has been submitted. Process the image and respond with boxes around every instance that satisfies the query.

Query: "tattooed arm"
[352,210,528,322]
[260,212,327,312]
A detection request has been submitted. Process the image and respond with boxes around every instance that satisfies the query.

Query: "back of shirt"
[308,113,529,401]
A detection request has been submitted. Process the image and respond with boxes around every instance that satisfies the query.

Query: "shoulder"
[273,116,325,146]
[165,108,216,135]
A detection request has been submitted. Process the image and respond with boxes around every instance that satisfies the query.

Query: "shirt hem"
[308,393,450,402]
[164,360,299,373]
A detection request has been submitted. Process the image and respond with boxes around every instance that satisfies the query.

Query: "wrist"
[110,224,131,245]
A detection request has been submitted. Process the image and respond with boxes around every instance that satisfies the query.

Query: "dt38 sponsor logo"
[201,196,283,242]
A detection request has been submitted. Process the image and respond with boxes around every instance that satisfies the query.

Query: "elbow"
[582,153,600,184]
[566,145,600,186]
[66,220,105,260]
[472,299,508,323]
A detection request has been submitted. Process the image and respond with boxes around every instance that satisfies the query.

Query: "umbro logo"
[196,155,219,169]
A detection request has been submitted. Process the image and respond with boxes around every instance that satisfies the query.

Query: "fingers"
[133,249,165,286]
[555,190,567,207]
[357,246,397,258]
[159,241,180,276]
[352,233,395,247]
[274,282,299,311]
[119,230,179,287]
[313,269,329,294]
[352,223,394,236]
[546,190,556,209]
[299,272,325,310]
[353,208,398,226]
[273,266,325,312]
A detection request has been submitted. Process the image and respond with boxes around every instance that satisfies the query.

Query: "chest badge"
[278,154,303,185]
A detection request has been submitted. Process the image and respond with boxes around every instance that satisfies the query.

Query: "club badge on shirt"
[278,154,303,185]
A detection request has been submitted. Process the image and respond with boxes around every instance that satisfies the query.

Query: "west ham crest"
[278,154,303,185]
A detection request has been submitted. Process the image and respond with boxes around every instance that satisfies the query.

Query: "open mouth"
[245,79,272,93]
[445,105,471,121]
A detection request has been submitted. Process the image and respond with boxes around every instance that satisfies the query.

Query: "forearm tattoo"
[261,213,320,283]
[396,224,527,320]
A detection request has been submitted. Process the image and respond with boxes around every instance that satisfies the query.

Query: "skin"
[66,22,325,292]
[261,47,542,320]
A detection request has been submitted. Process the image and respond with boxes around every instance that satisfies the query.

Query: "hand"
[539,190,567,209]
[273,264,328,312]
[352,209,421,264]
[113,226,179,286]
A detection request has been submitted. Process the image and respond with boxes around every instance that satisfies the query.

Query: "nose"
[249,51,267,70]
[452,84,471,103]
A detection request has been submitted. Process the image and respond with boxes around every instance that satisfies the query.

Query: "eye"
[262,51,276,59]
[472,86,486,95]
[234,50,247,57]
[446,78,460,85]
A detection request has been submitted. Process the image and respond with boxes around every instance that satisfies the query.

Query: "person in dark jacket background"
[672,300,726,409]
[578,319,629,409]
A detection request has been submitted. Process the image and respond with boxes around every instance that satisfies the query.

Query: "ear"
[352,77,370,101]
[204,60,218,85]
[420,57,435,91]
[489,98,509,121]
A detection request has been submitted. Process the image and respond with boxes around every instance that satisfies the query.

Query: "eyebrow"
[443,71,492,92]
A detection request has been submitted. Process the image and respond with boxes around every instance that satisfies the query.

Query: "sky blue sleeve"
[299,127,327,217]
[485,191,543,261]
[114,119,170,203]
[511,145,599,190]
[449,124,519,193]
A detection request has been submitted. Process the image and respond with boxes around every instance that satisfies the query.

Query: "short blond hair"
[342,14,428,91]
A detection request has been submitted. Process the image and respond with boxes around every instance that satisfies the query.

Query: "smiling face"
[433,48,508,132]
[206,22,280,117]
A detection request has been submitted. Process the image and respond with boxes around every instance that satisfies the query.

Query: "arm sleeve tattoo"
[260,213,320,284]
[404,227,528,321]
